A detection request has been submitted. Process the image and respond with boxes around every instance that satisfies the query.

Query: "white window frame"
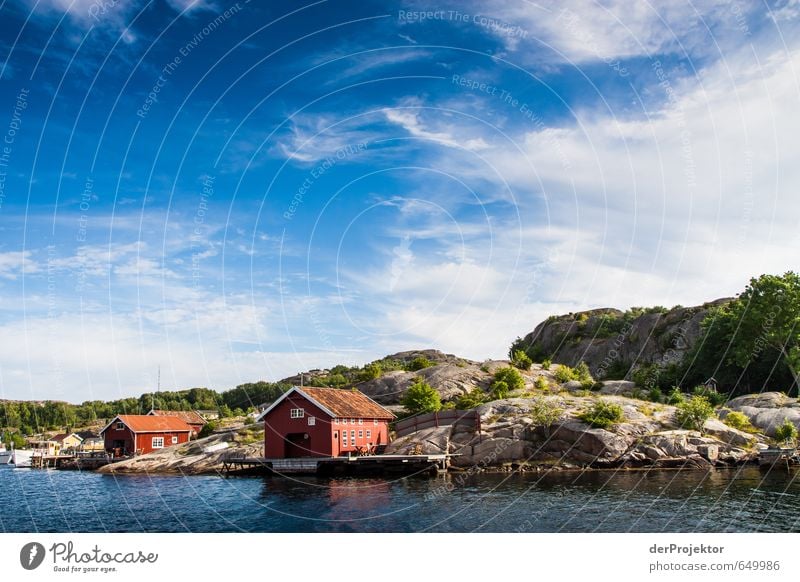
[374,419,379,425]
[152,437,164,449]
[171,436,178,444]
[308,417,315,426]
[358,430,363,439]
[116,422,124,430]
[350,418,355,425]
[350,430,355,440]
[290,408,305,419]
[358,418,363,425]
[342,433,348,446]
[366,430,372,439]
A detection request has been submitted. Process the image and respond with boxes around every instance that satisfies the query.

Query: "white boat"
[9,449,33,468]
[0,448,11,465]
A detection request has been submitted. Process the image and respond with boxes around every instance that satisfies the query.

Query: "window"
[333,418,338,425]
[358,419,363,425]
[308,417,315,426]
[171,436,178,444]
[358,430,363,439]
[152,437,164,449]
[350,430,355,440]
[116,422,124,430]
[374,419,379,425]
[334,431,338,439]
[290,408,305,418]
[350,418,355,425]
[366,430,372,439]
[342,433,347,446]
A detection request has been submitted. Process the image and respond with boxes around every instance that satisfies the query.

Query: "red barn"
[100,415,194,456]
[257,387,394,458]
[147,409,206,437]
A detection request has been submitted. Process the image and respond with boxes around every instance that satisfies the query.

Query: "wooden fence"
[395,410,480,438]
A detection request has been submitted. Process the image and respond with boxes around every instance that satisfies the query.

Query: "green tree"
[455,389,487,409]
[407,356,433,371]
[675,395,715,431]
[401,378,441,415]
[728,273,800,393]
[492,367,525,392]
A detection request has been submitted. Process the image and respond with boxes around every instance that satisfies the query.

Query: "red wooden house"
[100,415,194,456]
[256,387,394,458]
[147,409,206,436]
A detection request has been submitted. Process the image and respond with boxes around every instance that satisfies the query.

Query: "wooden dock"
[30,452,120,471]
[222,453,453,477]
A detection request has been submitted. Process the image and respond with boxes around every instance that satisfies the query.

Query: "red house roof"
[148,409,206,426]
[100,415,194,435]
[257,387,394,421]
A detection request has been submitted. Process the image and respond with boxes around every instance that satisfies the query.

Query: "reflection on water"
[1,466,799,532]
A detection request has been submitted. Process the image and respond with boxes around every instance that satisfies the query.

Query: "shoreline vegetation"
[5,272,800,476]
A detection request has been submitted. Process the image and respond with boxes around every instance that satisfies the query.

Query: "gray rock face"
[726,392,800,437]
[358,363,493,404]
[386,394,759,469]
[517,300,732,377]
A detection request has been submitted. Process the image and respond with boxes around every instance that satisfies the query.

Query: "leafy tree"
[2,430,26,449]
[728,273,800,394]
[198,421,218,439]
[667,387,685,405]
[401,378,441,415]
[675,395,715,431]
[491,381,510,400]
[775,419,798,445]
[511,350,533,371]
[358,362,383,382]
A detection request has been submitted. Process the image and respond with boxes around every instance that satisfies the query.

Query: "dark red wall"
[263,392,391,458]
[103,424,191,456]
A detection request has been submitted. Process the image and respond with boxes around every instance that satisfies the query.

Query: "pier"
[222,453,454,477]
[758,447,799,470]
[30,452,119,470]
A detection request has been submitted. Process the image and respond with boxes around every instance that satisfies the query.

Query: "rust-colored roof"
[149,409,206,426]
[105,415,194,434]
[298,387,394,420]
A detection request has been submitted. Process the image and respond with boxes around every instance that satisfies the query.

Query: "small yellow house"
[31,439,61,456]
[51,433,84,453]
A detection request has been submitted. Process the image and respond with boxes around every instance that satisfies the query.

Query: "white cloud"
[0,250,39,279]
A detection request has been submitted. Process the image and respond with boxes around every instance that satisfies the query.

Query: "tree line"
[0,381,289,436]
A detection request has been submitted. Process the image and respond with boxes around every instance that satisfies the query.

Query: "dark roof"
[101,415,194,434]
[148,410,206,426]
[298,387,394,420]
[76,430,99,439]
[51,433,82,443]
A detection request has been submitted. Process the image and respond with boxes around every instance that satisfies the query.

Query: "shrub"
[511,350,533,371]
[578,400,625,429]
[692,385,726,407]
[723,411,756,433]
[198,421,218,439]
[648,387,663,403]
[573,361,594,388]
[667,386,685,405]
[534,376,549,391]
[456,389,488,409]
[775,419,798,445]
[407,356,433,371]
[401,378,442,415]
[675,396,715,431]
[529,397,563,427]
[358,362,383,382]
[491,367,525,397]
[541,358,551,370]
[553,365,574,383]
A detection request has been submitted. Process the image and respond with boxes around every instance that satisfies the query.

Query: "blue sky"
[0,0,799,402]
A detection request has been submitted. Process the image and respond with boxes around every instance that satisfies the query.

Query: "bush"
[511,350,533,371]
[667,387,685,405]
[648,387,663,403]
[578,400,625,429]
[723,411,756,433]
[675,396,715,431]
[490,367,525,399]
[534,377,549,391]
[692,385,726,407]
[529,397,563,427]
[775,419,798,445]
[553,365,574,383]
[198,421,218,439]
[541,358,551,370]
[456,389,488,409]
[401,378,442,415]
[358,362,383,382]
[406,356,433,372]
